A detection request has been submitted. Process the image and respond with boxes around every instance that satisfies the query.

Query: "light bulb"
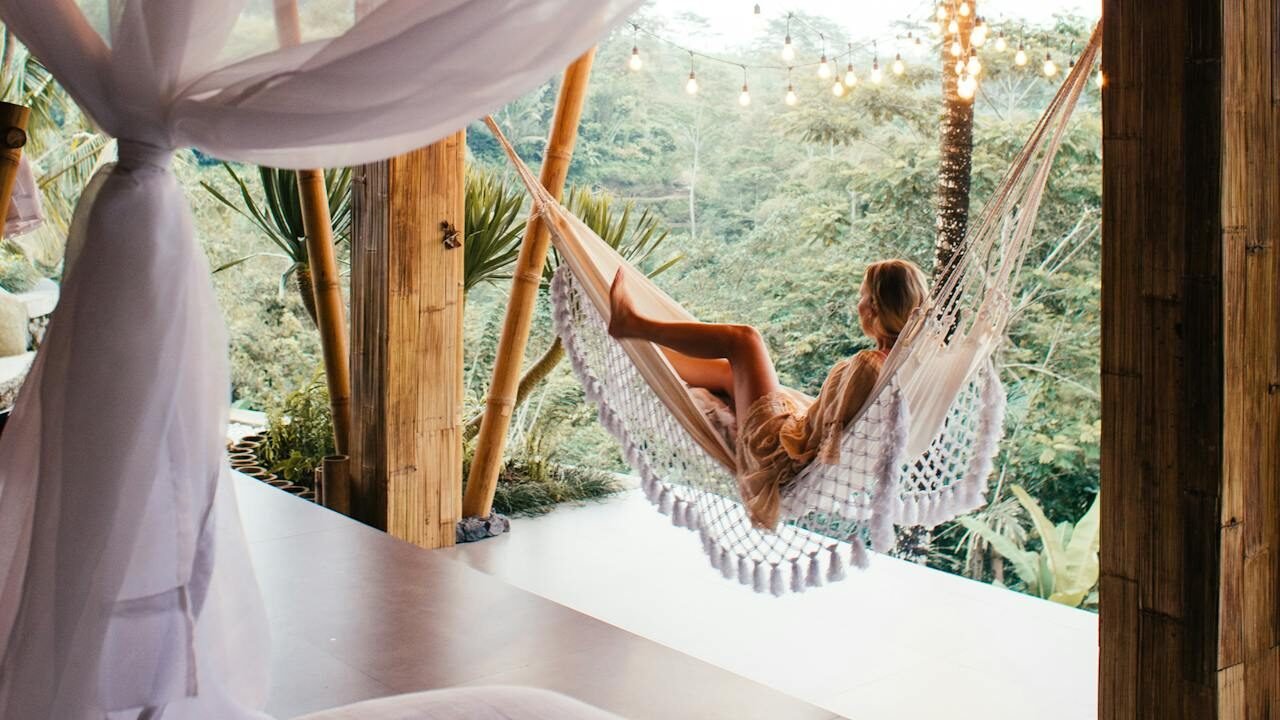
[785,85,798,105]
[957,74,976,100]
[781,35,795,62]
[967,54,982,75]
[929,20,941,35]
[832,79,845,97]
[870,61,882,84]
[751,3,764,31]
[948,18,959,34]
[959,2,970,16]
[738,84,751,106]
[971,24,987,46]
[685,71,698,95]
[994,34,1007,52]
[1095,69,1105,88]
[817,56,831,79]
[1043,53,1057,76]
[1015,47,1028,66]
[936,4,947,20]
[629,47,642,71]
[951,40,963,57]
[844,65,857,86]
[954,59,965,74]
[893,54,906,75]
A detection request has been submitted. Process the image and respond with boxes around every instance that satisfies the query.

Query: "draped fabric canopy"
[0,1,640,717]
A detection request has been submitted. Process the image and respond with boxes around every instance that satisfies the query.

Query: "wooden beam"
[1101,0,1280,715]
[349,132,465,548]
[463,49,597,519]
[0,103,29,226]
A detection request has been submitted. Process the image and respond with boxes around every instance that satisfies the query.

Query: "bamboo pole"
[297,169,353,454]
[463,49,597,518]
[275,0,353,456]
[0,103,29,226]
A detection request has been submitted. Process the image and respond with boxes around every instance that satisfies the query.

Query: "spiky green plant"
[959,484,1100,608]
[200,164,352,325]
[464,166,526,292]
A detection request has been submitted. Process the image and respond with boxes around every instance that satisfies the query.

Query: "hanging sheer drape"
[0,1,640,718]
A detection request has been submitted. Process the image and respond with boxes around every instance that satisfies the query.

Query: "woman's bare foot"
[608,268,638,338]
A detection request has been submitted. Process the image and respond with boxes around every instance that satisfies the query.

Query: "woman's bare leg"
[607,270,779,419]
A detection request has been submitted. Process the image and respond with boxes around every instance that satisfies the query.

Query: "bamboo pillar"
[463,49,597,519]
[0,103,29,225]
[275,0,352,456]
[1101,0,1280,716]
[349,132,465,548]
[297,170,353,454]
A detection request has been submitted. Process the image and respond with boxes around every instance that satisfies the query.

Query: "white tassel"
[806,554,824,588]
[722,550,737,580]
[850,538,871,569]
[770,565,786,597]
[738,557,753,585]
[753,561,769,594]
[790,560,807,593]
[671,501,685,528]
[658,488,673,515]
[708,543,722,570]
[828,546,847,582]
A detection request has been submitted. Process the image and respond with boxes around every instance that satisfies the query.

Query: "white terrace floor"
[442,488,1098,720]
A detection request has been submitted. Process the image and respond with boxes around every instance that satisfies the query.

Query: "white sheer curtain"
[0,1,639,718]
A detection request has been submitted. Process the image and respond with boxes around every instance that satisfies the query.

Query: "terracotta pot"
[237,434,267,448]
[267,478,290,488]
[280,484,307,496]
[228,452,256,467]
[298,490,317,502]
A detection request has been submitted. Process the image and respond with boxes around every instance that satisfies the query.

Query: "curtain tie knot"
[117,139,173,172]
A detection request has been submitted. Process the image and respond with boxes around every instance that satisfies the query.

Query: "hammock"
[487,27,1099,596]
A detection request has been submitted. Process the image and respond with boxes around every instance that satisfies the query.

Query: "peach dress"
[735,349,887,528]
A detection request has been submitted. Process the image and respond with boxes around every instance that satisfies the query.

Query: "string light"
[958,1,971,17]
[739,83,751,106]
[751,3,764,32]
[629,46,643,71]
[967,51,982,76]
[781,36,795,62]
[870,61,882,84]
[912,31,923,46]
[832,78,846,96]
[785,67,798,105]
[950,39,963,57]
[1042,52,1057,76]
[948,18,960,35]
[685,53,698,94]
[929,20,941,35]
[845,44,858,86]
[1015,45,1028,66]
[1095,69,1105,87]
[954,59,965,74]
[971,17,987,46]
[818,54,831,78]
[957,73,976,100]
[893,53,906,75]
[936,3,948,20]
[994,33,1007,52]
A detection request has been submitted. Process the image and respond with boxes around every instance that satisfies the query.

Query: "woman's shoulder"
[824,349,885,382]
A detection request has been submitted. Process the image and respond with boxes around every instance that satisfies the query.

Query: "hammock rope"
[482,25,1100,595]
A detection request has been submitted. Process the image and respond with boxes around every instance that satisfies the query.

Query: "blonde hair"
[862,259,929,340]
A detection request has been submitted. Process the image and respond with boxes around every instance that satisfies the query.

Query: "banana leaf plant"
[200,164,352,326]
[959,484,1100,608]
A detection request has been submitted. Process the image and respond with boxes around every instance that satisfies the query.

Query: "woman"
[607,259,929,528]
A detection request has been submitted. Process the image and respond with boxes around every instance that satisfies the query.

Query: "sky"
[645,0,1099,52]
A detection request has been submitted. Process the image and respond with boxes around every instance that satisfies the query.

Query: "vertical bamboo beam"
[275,0,353,456]
[463,49,597,519]
[297,170,353,454]
[1102,0,1280,716]
[349,132,465,548]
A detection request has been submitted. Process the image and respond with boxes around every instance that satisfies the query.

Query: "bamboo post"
[0,103,29,227]
[297,170,353,454]
[275,0,353,457]
[321,454,350,515]
[463,49,597,519]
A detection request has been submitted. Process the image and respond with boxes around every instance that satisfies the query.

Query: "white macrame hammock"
[487,29,1100,596]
